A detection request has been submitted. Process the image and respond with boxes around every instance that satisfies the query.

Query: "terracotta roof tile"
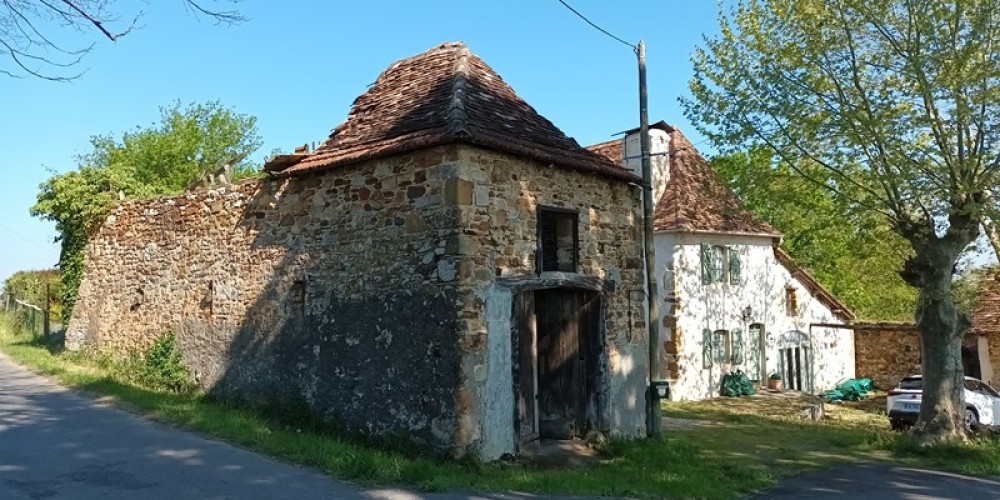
[587,127,778,235]
[654,129,780,235]
[585,139,623,166]
[267,42,636,182]
[587,128,851,320]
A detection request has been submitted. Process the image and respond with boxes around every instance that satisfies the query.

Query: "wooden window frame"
[536,206,579,274]
[785,287,799,316]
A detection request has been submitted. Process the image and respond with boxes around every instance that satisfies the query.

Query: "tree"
[31,101,261,321]
[686,0,1000,444]
[1,1,244,80]
[711,147,917,321]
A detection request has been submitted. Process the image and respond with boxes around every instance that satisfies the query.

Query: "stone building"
[66,42,648,459]
[971,275,1000,386]
[588,123,856,400]
[852,274,1000,390]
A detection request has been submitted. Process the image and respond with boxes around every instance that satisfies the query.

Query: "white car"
[886,375,1000,431]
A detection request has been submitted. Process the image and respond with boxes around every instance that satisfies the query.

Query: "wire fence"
[4,296,52,341]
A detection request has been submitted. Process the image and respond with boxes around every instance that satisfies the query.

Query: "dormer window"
[537,207,578,273]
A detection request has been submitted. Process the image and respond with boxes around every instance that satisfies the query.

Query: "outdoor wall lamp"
[741,305,753,322]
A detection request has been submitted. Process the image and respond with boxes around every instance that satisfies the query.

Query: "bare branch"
[0,0,245,79]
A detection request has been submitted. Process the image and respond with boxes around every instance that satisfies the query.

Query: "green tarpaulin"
[823,378,874,402]
[721,370,757,397]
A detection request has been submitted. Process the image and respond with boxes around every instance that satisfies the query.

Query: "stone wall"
[444,148,646,457]
[69,145,477,452]
[853,323,921,389]
[67,143,646,458]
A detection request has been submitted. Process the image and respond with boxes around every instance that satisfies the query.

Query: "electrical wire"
[553,0,636,50]
[0,222,56,252]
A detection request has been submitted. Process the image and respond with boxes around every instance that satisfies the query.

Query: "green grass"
[2,316,999,499]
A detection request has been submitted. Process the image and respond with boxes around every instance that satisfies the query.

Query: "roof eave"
[272,134,641,183]
[653,228,783,239]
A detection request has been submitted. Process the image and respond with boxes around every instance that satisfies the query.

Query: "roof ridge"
[446,45,472,139]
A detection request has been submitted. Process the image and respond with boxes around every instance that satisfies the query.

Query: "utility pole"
[638,40,662,436]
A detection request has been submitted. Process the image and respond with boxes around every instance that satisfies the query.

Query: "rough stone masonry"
[66,144,647,458]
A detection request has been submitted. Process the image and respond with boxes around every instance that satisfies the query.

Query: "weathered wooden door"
[512,291,538,444]
[534,289,599,439]
[513,288,600,444]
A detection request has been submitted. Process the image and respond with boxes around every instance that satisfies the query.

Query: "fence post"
[44,284,51,342]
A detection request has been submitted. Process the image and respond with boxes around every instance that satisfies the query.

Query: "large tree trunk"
[900,217,979,445]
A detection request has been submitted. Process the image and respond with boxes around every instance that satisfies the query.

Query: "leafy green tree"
[31,101,262,321]
[686,0,1000,443]
[712,147,917,321]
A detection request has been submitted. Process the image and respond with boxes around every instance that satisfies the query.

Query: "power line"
[0,222,56,253]
[553,0,636,50]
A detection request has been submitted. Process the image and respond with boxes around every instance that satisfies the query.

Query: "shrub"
[122,332,196,393]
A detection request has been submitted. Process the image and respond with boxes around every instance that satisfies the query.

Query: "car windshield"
[899,378,923,390]
[982,383,1000,398]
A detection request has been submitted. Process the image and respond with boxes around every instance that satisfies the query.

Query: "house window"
[713,330,730,364]
[537,207,578,272]
[731,329,744,365]
[704,329,744,367]
[701,244,742,285]
[785,287,799,316]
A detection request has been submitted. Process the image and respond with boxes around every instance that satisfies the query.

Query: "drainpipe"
[637,40,662,436]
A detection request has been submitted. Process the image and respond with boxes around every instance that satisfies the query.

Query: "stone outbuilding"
[66,42,648,459]
[588,123,857,400]
[970,273,1000,386]
[852,273,1000,390]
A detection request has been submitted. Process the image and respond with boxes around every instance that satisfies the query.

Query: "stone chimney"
[624,122,671,208]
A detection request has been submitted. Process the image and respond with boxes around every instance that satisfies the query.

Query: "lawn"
[2,318,998,499]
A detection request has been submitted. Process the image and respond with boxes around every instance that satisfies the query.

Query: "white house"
[588,122,856,401]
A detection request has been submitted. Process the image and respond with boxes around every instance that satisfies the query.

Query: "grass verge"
[2,316,998,499]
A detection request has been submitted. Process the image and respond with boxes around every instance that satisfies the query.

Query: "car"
[886,375,1000,431]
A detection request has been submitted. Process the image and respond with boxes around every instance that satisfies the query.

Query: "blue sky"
[1,1,724,282]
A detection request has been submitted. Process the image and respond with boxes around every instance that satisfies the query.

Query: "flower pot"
[767,379,783,391]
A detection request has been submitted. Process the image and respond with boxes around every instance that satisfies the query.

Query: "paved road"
[4,353,1000,500]
[0,353,599,500]
[750,461,1000,499]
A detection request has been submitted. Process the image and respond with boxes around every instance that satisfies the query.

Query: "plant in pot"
[767,373,783,391]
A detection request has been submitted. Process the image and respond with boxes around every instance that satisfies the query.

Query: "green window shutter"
[729,246,742,285]
[701,244,712,284]
[732,329,744,364]
[703,329,713,368]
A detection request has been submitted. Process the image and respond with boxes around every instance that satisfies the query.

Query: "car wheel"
[964,407,979,431]
[889,419,902,431]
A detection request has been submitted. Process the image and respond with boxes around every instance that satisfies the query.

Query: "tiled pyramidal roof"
[266,42,634,180]
[586,125,779,236]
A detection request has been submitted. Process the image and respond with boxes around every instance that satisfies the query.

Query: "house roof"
[972,273,1000,335]
[774,247,856,321]
[265,42,636,182]
[585,126,779,236]
[585,139,623,166]
[654,128,780,236]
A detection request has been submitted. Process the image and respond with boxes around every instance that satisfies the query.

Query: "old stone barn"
[66,42,648,459]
